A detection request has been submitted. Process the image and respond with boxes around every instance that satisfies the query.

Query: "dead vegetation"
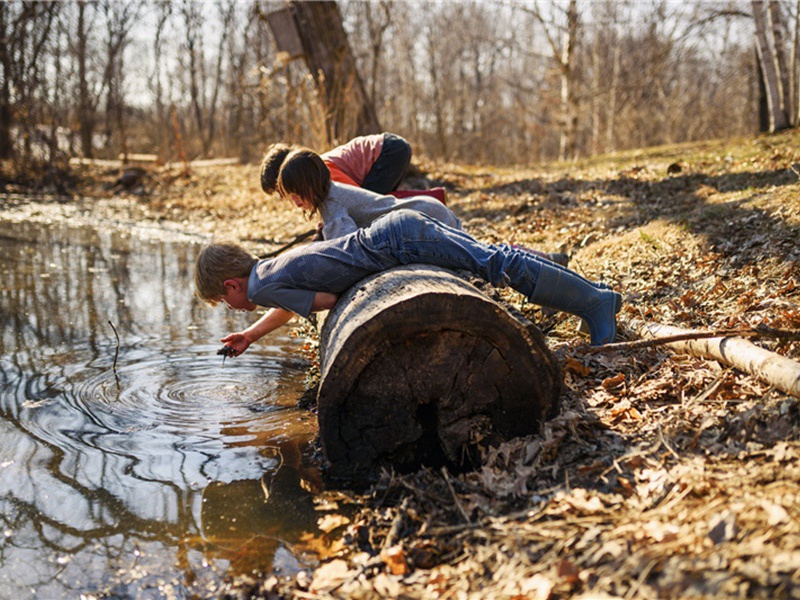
[4,130,799,599]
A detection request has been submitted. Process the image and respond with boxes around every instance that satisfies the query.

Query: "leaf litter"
[5,130,799,598]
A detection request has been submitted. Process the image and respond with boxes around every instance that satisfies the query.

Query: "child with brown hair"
[276,147,460,241]
[260,133,418,197]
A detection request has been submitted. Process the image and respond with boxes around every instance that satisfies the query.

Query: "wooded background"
[1,0,798,171]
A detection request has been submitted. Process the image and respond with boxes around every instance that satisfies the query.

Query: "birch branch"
[610,318,800,398]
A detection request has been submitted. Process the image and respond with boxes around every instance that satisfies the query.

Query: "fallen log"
[622,318,800,398]
[316,266,562,481]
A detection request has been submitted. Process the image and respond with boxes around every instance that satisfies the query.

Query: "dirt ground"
[3,129,800,599]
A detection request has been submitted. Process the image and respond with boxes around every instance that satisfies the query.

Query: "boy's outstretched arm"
[220,292,338,356]
[221,308,295,356]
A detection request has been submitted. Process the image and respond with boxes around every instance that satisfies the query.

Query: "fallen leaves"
[58,129,800,600]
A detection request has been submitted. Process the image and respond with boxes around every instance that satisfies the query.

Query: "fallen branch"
[612,318,800,398]
[587,322,800,354]
[257,228,317,259]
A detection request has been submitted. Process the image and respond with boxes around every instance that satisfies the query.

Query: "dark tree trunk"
[316,266,562,482]
[286,0,381,143]
[0,4,12,159]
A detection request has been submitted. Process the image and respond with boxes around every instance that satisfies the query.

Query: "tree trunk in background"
[559,0,579,160]
[286,1,381,144]
[753,0,790,131]
[757,46,771,132]
[768,0,792,124]
[0,4,12,159]
[76,3,94,158]
[523,0,581,161]
[789,0,800,125]
[315,266,562,482]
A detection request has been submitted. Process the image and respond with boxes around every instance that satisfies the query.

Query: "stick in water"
[108,321,120,373]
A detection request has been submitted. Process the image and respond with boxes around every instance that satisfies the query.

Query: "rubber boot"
[529,262,622,346]
[577,280,611,334]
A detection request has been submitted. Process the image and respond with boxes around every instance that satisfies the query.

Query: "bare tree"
[0,2,59,162]
[516,0,580,161]
[72,1,100,158]
[753,0,791,131]
[0,2,13,159]
[284,0,381,144]
[149,0,173,159]
[100,0,144,159]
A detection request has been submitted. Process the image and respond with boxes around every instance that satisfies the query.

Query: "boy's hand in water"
[220,332,252,357]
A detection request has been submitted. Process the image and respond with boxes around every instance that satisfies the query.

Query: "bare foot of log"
[316,266,562,481]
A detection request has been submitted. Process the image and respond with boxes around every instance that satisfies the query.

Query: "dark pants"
[361,133,412,194]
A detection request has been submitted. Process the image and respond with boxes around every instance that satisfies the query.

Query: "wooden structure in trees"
[267,1,381,143]
[315,266,562,481]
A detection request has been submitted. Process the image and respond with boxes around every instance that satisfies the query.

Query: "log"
[316,266,562,481]
[623,318,800,398]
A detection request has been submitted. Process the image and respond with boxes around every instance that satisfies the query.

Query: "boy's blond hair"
[277,147,331,214]
[194,242,257,306]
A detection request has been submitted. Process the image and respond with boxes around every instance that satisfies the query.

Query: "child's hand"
[220,332,252,356]
[310,221,324,241]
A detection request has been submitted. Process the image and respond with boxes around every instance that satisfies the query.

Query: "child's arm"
[221,308,295,355]
[221,292,339,355]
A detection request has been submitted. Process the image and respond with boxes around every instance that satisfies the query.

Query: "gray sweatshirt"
[320,182,461,240]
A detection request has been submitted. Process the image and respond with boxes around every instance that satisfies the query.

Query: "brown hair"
[276,147,331,214]
[194,242,257,306]
[260,143,294,194]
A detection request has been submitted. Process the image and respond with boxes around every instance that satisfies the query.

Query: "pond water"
[0,211,329,598]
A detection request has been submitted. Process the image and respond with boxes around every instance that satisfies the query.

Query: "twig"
[108,320,120,374]
[585,328,756,353]
[258,228,317,259]
[657,424,680,460]
[442,467,472,525]
[616,319,800,397]
[625,558,658,599]
[586,324,800,354]
[383,496,412,549]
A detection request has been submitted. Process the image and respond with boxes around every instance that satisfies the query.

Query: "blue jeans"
[361,133,412,194]
[362,210,542,298]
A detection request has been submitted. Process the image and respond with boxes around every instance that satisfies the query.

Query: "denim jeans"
[362,210,542,298]
[361,133,412,194]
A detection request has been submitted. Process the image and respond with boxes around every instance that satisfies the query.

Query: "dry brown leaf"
[380,544,409,575]
[601,373,626,391]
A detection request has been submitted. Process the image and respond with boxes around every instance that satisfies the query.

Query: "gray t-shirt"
[320,182,461,240]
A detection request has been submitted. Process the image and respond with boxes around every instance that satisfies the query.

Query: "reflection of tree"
[0,218,318,595]
[8,214,315,587]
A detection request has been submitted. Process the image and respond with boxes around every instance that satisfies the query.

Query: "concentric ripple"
[0,214,322,599]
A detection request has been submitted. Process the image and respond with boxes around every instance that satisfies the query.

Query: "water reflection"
[0,216,326,598]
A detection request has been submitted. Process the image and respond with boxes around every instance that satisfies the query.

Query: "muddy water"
[0,213,325,598]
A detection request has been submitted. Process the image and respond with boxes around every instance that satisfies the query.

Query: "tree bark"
[0,4,11,160]
[753,0,790,131]
[623,319,800,398]
[287,1,381,144]
[316,266,562,481]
